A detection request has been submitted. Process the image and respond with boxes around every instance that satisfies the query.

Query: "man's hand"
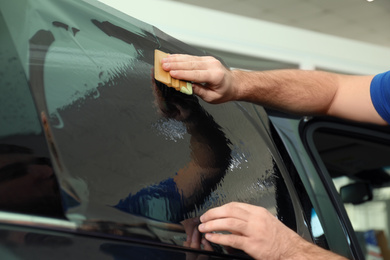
[161,54,236,104]
[198,202,348,260]
[181,218,213,251]
[198,202,299,260]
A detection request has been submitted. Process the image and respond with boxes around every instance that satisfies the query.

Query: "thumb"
[192,83,220,104]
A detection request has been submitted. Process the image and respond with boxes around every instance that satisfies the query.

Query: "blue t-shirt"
[370,71,390,124]
[114,178,186,223]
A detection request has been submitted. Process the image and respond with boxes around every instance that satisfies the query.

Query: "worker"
[161,54,390,260]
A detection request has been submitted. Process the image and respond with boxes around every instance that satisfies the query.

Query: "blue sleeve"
[370,71,390,124]
[114,178,186,223]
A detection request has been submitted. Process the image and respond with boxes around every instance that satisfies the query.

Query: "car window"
[1,0,315,257]
[0,11,63,218]
[307,121,390,259]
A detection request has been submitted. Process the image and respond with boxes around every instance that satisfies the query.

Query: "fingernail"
[198,224,204,231]
[205,233,212,239]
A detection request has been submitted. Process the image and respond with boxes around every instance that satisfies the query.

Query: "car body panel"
[268,113,368,259]
[0,222,232,260]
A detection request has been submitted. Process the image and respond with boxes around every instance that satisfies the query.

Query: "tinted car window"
[0,11,63,218]
[1,0,315,257]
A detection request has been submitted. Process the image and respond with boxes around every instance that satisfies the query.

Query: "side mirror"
[340,182,373,205]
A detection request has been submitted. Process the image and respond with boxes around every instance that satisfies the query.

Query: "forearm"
[174,107,231,208]
[184,111,231,168]
[285,236,349,260]
[232,69,340,116]
[231,69,384,124]
[163,54,384,124]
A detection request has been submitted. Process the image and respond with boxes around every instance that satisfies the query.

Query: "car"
[1,0,389,259]
[268,110,390,259]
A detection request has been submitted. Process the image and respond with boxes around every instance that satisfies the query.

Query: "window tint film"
[0,11,63,218]
[1,0,303,256]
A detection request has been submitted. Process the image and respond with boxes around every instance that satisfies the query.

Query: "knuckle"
[226,201,239,209]
[190,61,198,70]
[256,206,267,213]
[210,59,220,65]
[226,235,242,248]
[203,56,214,60]
[225,201,234,207]
[223,202,239,215]
[193,70,202,80]
[201,222,210,230]
[225,218,236,227]
[215,70,225,79]
[227,218,247,232]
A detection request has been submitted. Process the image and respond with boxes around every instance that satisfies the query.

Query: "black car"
[1,0,390,259]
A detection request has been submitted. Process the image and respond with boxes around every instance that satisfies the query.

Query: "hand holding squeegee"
[154,49,193,95]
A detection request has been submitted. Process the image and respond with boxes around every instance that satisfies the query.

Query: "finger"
[188,226,201,249]
[185,229,194,244]
[192,84,210,102]
[200,202,252,223]
[201,238,214,251]
[204,232,247,251]
[192,84,222,104]
[169,69,214,84]
[163,60,214,72]
[163,54,214,63]
[161,55,219,74]
[198,218,247,235]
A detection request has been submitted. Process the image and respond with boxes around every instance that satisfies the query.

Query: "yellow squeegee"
[154,49,193,95]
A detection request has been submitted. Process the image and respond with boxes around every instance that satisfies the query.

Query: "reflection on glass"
[0,144,63,217]
[0,228,72,247]
[1,0,301,256]
[311,208,325,238]
[114,82,232,223]
[0,13,63,218]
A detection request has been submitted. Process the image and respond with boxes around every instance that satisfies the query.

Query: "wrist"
[230,70,246,101]
[230,70,261,102]
[281,236,347,260]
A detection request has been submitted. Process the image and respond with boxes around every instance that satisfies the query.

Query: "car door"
[302,117,390,260]
[1,0,328,259]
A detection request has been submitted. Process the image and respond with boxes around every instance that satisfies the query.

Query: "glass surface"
[0,0,307,256]
[313,127,390,259]
[0,11,63,218]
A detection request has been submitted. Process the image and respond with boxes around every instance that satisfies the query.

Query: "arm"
[174,115,231,207]
[153,84,231,209]
[162,55,386,125]
[198,202,348,260]
[114,83,231,223]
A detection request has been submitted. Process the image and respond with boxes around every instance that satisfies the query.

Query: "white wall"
[98,0,390,74]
